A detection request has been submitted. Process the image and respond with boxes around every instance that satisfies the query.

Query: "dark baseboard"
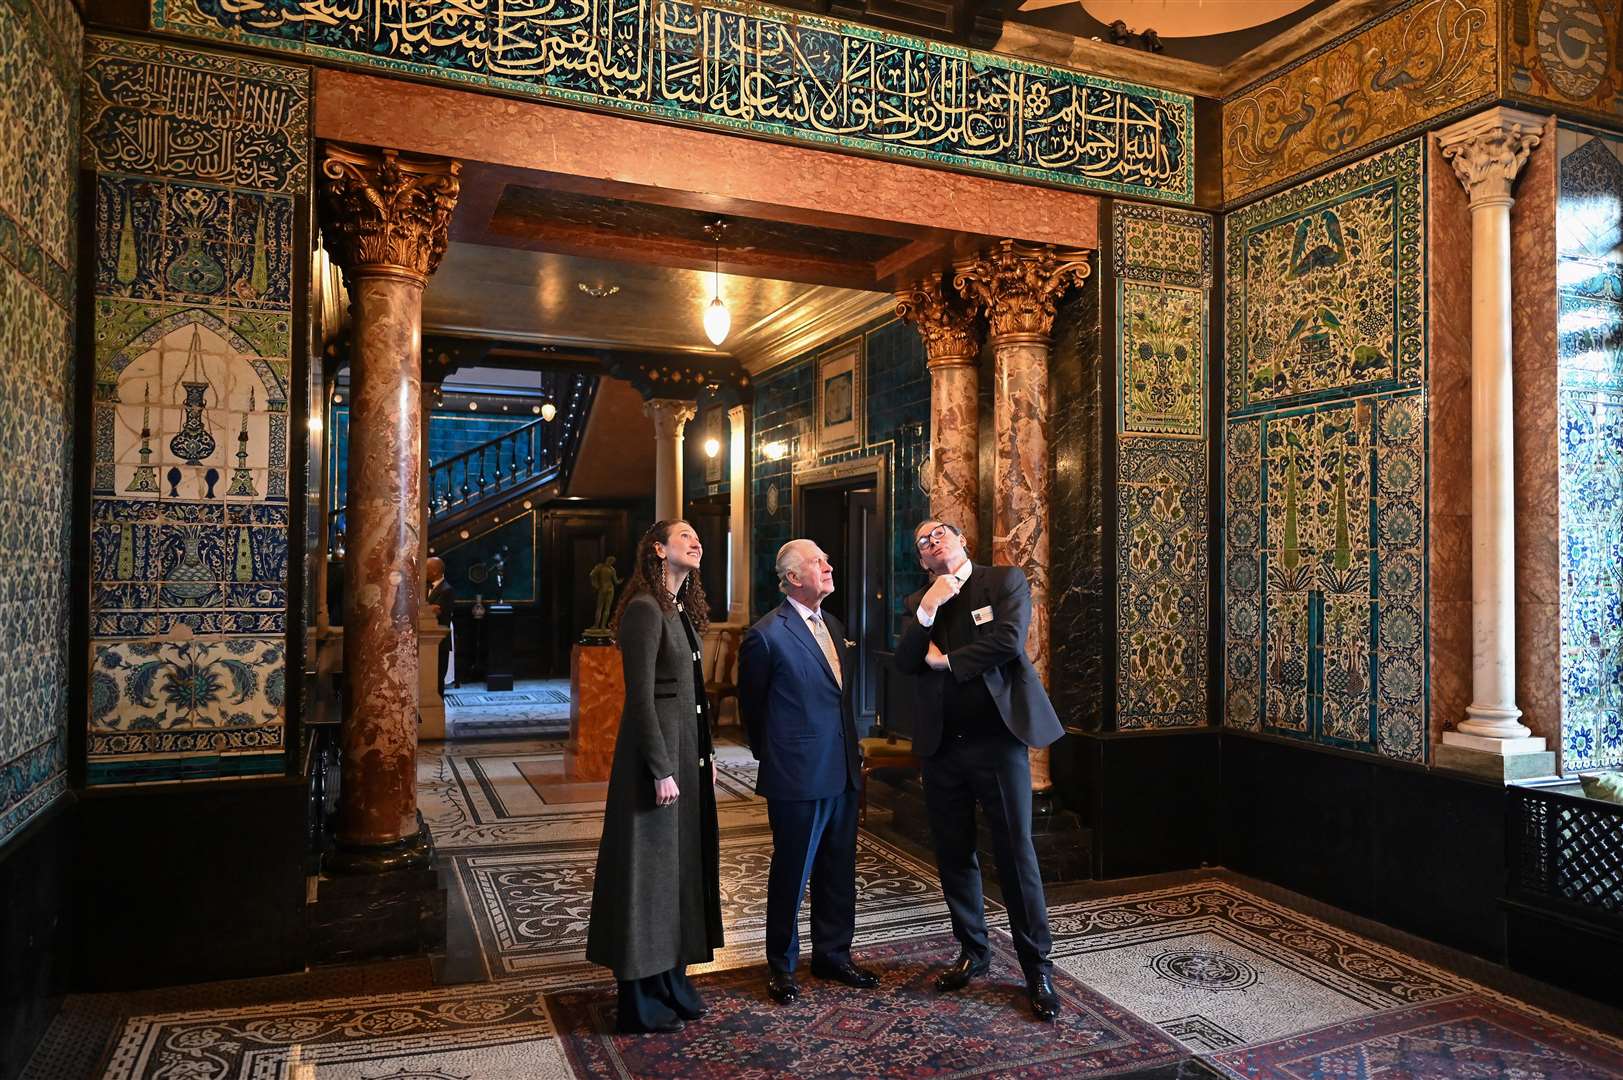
[0,796,75,1080]
[1220,732,1508,963]
[74,778,308,991]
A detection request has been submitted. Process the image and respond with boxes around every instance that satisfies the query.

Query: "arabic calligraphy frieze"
[151,0,1193,201]
[81,36,309,194]
[1223,0,1497,204]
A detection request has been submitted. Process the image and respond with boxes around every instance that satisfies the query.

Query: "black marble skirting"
[308,819,446,967]
[0,797,74,1080]
[880,773,1093,885]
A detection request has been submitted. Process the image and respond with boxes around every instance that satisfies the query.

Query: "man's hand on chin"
[920,573,962,619]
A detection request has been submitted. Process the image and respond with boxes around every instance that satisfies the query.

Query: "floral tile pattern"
[1556,125,1623,773]
[0,0,78,847]
[83,35,307,786]
[1114,203,1212,729]
[1224,141,1429,762]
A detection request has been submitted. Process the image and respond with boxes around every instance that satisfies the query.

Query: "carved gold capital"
[319,143,461,286]
[644,397,697,440]
[895,277,982,368]
[1436,107,1545,209]
[953,241,1092,343]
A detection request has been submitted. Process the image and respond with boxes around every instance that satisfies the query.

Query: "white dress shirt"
[915,558,973,628]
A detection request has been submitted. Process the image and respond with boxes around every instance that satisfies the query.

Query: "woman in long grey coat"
[586,519,723,1033]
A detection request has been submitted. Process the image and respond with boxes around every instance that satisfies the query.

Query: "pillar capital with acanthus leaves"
[319,143,461,287]
[953,240,1092,343]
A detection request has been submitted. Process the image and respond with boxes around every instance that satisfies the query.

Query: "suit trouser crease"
[922,735,1052,978]
[765,789,857,972]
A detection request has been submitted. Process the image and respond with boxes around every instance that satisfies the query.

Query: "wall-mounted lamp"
[763,440,787,461]
[703,436,721,458]
[469,401,479,411]
[307,414,323,434]
[541,402,557,422]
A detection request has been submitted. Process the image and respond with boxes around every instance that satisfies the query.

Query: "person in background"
[586,520,724,1033]
[738,539,875,1005]
[425,556,455,696]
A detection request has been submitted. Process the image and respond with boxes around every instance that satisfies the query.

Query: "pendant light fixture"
[702,218,730,346]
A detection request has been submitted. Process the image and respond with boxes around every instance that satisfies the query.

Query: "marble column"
[320,144,460,866]
[956,241,1091,791]
[896,278,984,558]
[1436,108,1548,759]
[646,398,697,522]
[727,403,751,623]
[418,380,446,740]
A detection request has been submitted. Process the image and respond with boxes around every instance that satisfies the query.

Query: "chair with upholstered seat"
[704,626,742,732]
[857,731,920,825]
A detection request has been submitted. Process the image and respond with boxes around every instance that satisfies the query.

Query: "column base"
[327,814,436,874]
[310,814,445,965]
[1436,739,1556,782]
[1442,730,1548,755]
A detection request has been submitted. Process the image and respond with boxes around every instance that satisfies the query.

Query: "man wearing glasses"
[895,520,1065,1021]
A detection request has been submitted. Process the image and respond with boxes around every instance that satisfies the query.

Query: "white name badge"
[971,605,994,625]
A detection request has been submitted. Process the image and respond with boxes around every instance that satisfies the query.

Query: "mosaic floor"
[443,679,573,741]
[36,732,1623,1078]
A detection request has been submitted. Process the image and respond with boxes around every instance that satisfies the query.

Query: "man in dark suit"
[895,520,1066,1021]
[739,539,878,1004]
[426,556,455,697]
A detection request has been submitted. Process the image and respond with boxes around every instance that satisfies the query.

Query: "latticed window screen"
[1511,788,1623,921]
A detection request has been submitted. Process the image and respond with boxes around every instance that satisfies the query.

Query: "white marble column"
[645,398,697,522]
[727,403,750,623]
[1437,107,1546,757]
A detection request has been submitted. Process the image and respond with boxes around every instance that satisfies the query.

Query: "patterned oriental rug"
[547,933,1185,1079]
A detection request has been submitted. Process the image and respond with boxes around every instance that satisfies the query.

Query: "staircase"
[330,375,597,549]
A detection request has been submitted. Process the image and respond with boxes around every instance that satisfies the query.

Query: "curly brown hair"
[611,519,710,634]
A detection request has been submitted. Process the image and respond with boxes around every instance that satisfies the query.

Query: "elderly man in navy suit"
[739,538,877,1004]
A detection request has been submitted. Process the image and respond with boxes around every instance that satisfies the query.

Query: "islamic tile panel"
[1557,126,1623,773]
[1113,203,1212,730]
[1117,440,1209,729]
[0,0,78,848]
[81,36,308,194]
[1227,140,1425,415]
[1224,144,1429,763]
[85,35,306,785]
[150,0,1192,202]
[1505,0,1623,125]
[1223,0,1496,203]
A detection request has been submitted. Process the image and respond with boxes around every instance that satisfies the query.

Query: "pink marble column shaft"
[895,279,983,557]
[342,273,427,846]
[321,144,460,859]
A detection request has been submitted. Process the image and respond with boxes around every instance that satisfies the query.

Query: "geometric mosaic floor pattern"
[71,733,1623,1077]
[445,679,574,741]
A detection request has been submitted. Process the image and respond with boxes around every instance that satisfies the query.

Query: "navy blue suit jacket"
[738,602,861,801]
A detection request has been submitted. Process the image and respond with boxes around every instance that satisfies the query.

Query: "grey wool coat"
[585,592,723,980]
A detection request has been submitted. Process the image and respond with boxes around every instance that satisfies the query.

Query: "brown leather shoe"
[934,951,991,992]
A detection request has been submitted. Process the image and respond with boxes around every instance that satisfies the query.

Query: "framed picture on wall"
[816,339,864,454]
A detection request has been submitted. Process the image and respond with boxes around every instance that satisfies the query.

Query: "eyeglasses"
[915,525,956,551]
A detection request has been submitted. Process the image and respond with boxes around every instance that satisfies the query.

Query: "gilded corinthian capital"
[1436,107,1545,209]
[895,278,982,368]
[319,144,462,286]
[953,240,1091,342]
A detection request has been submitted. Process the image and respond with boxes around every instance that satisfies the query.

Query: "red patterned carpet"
[1211,995,1623,1080]
[547,933,1185,1078]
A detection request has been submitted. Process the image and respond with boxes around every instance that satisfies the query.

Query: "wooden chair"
[857,731,920,826]
[704,626,742,732]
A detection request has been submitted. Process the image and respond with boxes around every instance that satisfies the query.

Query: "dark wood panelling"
[0,799,74,1080]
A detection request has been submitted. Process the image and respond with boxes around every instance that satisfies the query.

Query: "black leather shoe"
[1027,973,1060,1021]
[618,1017,684,1035]
[810,958,880,989]
[671,1002,707,1021]
[934,951,991,992]
[766,969,800,1003]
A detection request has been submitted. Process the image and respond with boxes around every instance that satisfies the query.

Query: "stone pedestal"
[417,621,448,740]
[567,643,626,782]
[1435,742,1558,782]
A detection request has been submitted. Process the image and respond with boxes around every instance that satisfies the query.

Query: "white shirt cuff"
[916,605,935,628]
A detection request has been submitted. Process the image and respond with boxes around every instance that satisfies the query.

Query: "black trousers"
[922,729,1052,978]
[436,633,452,697]
[616,965,703,1031]
[764,788,858,973]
